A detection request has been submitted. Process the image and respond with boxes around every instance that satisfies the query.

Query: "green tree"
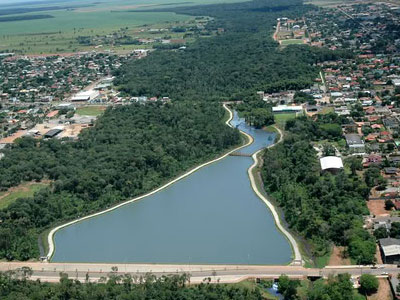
[385,199,395,211]
[359,274,379,295]
[345,156,362,176]
[278,275,300,300]
[374,227,389,239]
[390,222,400,238]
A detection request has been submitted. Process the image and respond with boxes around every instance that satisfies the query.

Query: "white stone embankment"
[46,104,253,260]
[47,104,301,265]
[247,126,302,265]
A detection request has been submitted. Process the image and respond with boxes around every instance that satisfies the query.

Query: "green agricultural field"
[304,0,350,7]
[0,0,243,54]
[280,39,305,46]
[0,182,49,209]
[76,106,107,116]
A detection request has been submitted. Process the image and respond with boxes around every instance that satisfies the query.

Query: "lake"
[52,111,292,264]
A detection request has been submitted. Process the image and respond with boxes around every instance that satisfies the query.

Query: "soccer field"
[280,39,305,46]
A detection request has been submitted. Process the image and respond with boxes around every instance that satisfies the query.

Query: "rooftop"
[320,156,344,171]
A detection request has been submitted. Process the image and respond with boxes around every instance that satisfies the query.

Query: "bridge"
[0,262,397,284]
[229,152,252,157]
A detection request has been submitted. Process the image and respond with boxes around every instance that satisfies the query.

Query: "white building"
[71,90,99,102]
[320,156,344,172]
[272,105,303,113]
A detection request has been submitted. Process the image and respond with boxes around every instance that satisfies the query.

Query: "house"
[44,128,63,139]
[46,110,59,118]
[389,155,400,166]
[363,154,382,167]
[379,238,400,264]
[384,117,400,130]
[384,167,399,175]
[389,276,400,299]
[345,134,365,153]
[373,216,400,230]
[320,156,344,173]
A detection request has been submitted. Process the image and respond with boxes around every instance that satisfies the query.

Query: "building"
[379,238,400,264]
[345,134,365,153]
[57,103,75,110]
[272,105,303,113]
[373,216,400,230]
[320,156,344,173]
[44,128,63,139]
[71,90,99,102]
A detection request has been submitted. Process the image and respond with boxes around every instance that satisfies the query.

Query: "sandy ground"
[0,180,50,202]
[273,21,280,41]
[367,200,390,216]
[328,246,351,266]
[60,124,87,139]
[376,245,383,264]
[367,278,392,300]
[0,130,27,144]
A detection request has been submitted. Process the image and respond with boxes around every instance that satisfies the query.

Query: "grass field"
[76,106,107,116]
[274,113,297,129]
[321,106,334,114]
[0,0,243,54]
[280,39,305,46]
[304,0,351,7]
[0,182,49,209]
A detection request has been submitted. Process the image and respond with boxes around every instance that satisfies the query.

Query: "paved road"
[1,262,397,283]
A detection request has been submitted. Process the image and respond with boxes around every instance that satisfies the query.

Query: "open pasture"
[0,0,242,54]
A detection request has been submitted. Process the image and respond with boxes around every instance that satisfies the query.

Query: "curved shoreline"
[46,104,253,261]
[247,126,302,265]
[47,104,301,265]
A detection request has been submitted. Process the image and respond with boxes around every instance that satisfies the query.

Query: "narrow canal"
[52,111,292,264]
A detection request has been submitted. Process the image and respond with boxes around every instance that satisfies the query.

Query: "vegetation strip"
[247,126,302,264]
[47,104,252,261]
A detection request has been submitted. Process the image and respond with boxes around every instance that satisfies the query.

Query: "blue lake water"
[52,111,292,264]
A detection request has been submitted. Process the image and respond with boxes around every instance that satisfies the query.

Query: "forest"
[0,102,240,260]
[261,115,376,264]
[115,0,351,104]
[0,0,354,262]
[0,269,376,300]
[0,271,263,300]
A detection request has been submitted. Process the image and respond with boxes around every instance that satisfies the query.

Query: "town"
[0,50,172,148]
[2,0,400,299]
[264,2,400,298]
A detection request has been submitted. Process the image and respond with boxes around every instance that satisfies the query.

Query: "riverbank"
[247,126,302,265]
[46,104,253,261]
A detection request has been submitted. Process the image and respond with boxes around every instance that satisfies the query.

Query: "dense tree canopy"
[0,102,240,260]
[261,116,375,263]
[115,0,350,103]
[0,271,263,300]
[0,0,352,262]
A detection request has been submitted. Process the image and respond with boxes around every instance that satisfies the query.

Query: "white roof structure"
[382,245,400,257]
[380,238,400,257]
[272,105,303,113]
[320,156,343,171]
[71,90,99,101]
